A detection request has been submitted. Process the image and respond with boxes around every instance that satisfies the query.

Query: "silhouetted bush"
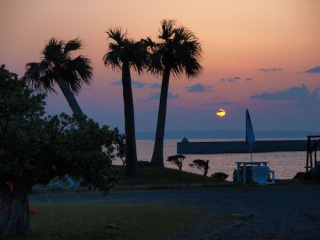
[138,161,152,168]
[211,172,228,180]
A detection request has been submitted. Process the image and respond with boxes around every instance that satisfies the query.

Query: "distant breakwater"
[177,139,309,154]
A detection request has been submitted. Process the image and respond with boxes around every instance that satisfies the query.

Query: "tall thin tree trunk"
[204,160,209,176]
[0,182,30,238]
[151,69,171,167]
[56,77,83,115]
[122,64,138,177]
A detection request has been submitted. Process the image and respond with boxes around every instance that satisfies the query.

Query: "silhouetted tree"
[189,159,209,176]
[0,65,122,237]
[25,38,93,114]
[144,20,203,167]
[167,155,186,171]
[103,28,149,177]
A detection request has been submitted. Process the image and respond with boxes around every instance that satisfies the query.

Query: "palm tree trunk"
[151,68,171,167]
[56,77,83,115]
[122,63,138,177]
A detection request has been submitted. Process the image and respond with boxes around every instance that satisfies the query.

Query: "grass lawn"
[26,167,318,239]
[23,167,235,239]
[23,201,223,240]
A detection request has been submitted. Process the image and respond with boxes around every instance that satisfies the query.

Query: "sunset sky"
[1,0,319,136]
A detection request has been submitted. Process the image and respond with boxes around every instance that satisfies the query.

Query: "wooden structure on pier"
[305,135,320,172]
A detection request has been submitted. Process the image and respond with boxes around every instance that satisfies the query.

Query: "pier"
[177,138,310,154]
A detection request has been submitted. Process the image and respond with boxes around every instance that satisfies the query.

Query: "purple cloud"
[258,68,283,73]
[250,84,320,107]
[111,79,147,88]
[150,83,161,88]
[250,85,309,100]
[186,83,213,92]
[305,66,320,73]
[204,101,234,105]
[221,76,241,83]
[147,92,179,101]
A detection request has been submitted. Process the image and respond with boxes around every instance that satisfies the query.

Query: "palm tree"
[103,28,148,177]
[145,19,203,167]
[25,38,93,115]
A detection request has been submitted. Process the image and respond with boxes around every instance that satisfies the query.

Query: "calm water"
[114,139,307,180]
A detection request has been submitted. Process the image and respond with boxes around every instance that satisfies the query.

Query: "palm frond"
[148,19,203,78]
[159,19,176,41]
[106,28,127,46]
[42,38,64,63]
[64,38,82,56]
[104,28,149,75]
[141,37,156,49]
[66,56,93,80]
[127,40,149,74]
[25,61,56,94]
[103,48,122,70]
[67,77,82,95]
[25,37,93,96]
[59,57,92,95]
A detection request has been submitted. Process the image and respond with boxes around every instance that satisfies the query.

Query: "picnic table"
[235,161,269,184]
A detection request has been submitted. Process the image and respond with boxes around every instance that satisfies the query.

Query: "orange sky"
[1,0,319,134]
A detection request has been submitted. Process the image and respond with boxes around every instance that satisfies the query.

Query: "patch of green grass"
[22,201,204,240]
[114,166,223,186]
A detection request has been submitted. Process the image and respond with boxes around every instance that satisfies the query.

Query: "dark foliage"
[211,172,229,181]
[0,65,124,237]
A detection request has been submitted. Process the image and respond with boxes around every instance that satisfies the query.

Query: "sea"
[113,138,308,181]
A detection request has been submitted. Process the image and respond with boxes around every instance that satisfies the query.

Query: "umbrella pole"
[250,144,252,162]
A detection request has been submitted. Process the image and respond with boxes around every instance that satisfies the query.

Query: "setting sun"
[216,109,226,118]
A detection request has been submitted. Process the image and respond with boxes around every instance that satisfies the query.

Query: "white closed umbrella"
[246,109,255,162]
